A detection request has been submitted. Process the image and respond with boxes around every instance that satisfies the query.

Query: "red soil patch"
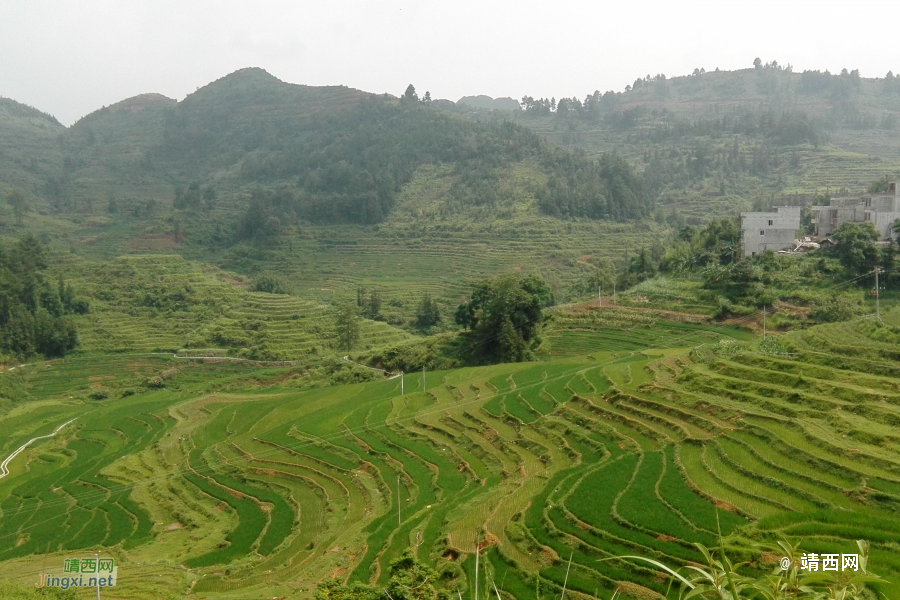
[479,532,501,550]
[539,545,558,566]
[713,499,740,513]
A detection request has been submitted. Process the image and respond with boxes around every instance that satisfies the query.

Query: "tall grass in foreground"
[615,538,883,600]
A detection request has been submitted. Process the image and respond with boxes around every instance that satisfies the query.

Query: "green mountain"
[4,65,900,600]
[503,65,900,222]
[0,67,659,330]
[2,64,898,341]
[0,98,65,206]
[2,68,647,230]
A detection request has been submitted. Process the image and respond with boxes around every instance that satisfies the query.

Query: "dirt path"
[0,419,75,480]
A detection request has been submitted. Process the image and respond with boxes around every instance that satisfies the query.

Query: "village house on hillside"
[812,182,900,239]
[740,206,801,257]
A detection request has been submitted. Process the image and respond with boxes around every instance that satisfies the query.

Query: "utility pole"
[423,365,426,391]
[401,372,404,395]
[474,532,480,600]
[876,267,882,322]
[560,551,573,600]
[762,305,766,339]
[598,285,601,307]
[397,474,401,526]
[95,553,101,600]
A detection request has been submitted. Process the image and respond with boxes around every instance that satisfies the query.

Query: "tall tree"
[4,188,26,225]
[454,274,553,364]
[366,288,382,320]
[334,302,361,352]
[415,292,441,328]
[0,235,81,359]
[831,221,880,278]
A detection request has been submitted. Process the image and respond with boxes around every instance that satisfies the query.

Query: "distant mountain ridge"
[2,63,899,251]
[0,67,649,247]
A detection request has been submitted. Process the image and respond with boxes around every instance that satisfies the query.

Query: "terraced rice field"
[2,313,900,599]
[58,254,415,357]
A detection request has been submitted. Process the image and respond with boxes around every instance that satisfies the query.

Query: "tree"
[830,221,880,278]
[0,235,82,359]
[365,288,382,320]
[454,274,553,364]
[334,302,361,352]
[753,57,762,70]
[4,188,26,225]
[184,182,202,209]
[880,238,896,290]
[315,550,450,600]
[251,274,290,294]
[202,185,217,209]
[415,293,441,329]
[867,175,893,194]
[422,91,432,103]
[403,84,418,102]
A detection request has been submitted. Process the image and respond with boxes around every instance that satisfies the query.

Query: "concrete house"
[740,206,801,257]
[812,182,900,240]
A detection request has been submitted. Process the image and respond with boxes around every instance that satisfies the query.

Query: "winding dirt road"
[0,419,75,480]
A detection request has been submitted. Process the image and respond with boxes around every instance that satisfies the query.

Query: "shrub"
[142,376,165,389]
[250,274,291,294]
[809,294,863,323]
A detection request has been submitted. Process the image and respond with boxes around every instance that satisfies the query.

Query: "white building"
[812,182,900,240]
[740,206,801,257]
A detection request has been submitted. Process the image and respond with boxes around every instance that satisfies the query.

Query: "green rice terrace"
[3,307,900,599]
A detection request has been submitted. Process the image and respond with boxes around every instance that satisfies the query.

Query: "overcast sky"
[2,0,898,125]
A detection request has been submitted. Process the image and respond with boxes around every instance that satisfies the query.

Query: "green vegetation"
[623,538,883,600]
[335,302,362,352]
[0,309,899,599]
[2,63,900,600]
[0,235,86,362]
[454,274,553,363]
[502,64,900,223]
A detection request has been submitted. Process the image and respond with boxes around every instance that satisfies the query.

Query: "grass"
[3,313,900,598]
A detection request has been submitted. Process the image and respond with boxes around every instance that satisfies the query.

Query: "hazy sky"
[2,0,898,125]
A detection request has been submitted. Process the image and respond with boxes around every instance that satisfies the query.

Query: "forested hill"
[486,64,900,222]
[0,68,649,244]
